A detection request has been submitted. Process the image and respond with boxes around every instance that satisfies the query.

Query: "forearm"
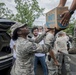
[70,0,76,11]
[35,32,46,43]
[49,50,59,66]
[35,44,50,53]
[58,0,67,7]
[26,42,50,54]
[28,32,46,43]
[49,50,56,61]
[27,33,54,53]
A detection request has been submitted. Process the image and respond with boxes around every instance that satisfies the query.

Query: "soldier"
[31,26,48,75]
[45,28,59,75]
[10,22,58,75]
[54,31,70,75]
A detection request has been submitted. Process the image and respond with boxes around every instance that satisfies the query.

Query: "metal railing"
[58,51,76,75]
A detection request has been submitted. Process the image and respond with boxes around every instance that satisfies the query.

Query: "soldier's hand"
[45,28,49,32]
[54,60,60,66]
[60,10,71,26]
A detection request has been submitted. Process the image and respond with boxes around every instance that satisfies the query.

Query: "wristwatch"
[68,10,74,15]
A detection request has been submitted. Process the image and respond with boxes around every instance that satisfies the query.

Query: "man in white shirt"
[32,26,48,75]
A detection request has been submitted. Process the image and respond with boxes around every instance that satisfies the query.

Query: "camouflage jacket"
[11,32,54,75]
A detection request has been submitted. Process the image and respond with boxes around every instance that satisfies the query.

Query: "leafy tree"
[64,18,76,35]
[14,0,44,27]
[0,2,14,19]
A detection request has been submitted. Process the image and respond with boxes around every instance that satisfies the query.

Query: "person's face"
[19,26,29,36]
[33,29,38,36]
[38,28,43,32]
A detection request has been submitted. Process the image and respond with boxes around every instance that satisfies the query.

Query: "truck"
[0,18,15,74]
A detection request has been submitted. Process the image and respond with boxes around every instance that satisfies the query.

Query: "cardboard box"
[46,7,68,30]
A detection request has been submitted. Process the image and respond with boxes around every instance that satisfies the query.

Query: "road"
[0,64,43,75]
[0,67,11,75]
[0,55,76,75]
[36,54,76,75]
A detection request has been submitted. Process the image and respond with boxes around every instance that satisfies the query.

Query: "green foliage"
[64,23,74,35]
[0,0,44,27]
[0,2,14,19]
[14,0,44,27]
[64,19,76,35]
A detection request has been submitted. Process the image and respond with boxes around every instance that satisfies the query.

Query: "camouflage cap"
[10,22,25,34]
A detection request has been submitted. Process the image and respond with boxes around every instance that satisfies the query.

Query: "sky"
[0,0,75,26]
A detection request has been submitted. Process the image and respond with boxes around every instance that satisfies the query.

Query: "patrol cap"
[10,22,27,34]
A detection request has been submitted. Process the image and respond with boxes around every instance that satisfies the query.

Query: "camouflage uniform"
[11,32,52,75]
[54,36,70,75]
[45,32,57,75]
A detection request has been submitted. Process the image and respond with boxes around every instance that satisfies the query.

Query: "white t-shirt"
[10,39,16,58]
[32,33,45,57]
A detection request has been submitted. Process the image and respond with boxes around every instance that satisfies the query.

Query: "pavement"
[69,55,76,75]
[0,54,76,75]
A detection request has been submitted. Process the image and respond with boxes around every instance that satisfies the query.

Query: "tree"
[14,0,44,27]
[0,2,14,19]
[64,18,76,35]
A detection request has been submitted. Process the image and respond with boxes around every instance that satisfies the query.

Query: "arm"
[60,0,76,26]
[34,29,51,43]
[26,42,50,54]
[58,0,67,7]
[28,32,46,43]
[26,33,53,54]
[70,0,76,11]
[49,50,59,66]
[35,32,46,43]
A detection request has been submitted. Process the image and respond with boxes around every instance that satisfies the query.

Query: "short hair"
[58,31,66,36]
[38,26,43,29]
[31,26,38,33]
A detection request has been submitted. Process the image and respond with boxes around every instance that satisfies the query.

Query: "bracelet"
[68,10,74,15]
